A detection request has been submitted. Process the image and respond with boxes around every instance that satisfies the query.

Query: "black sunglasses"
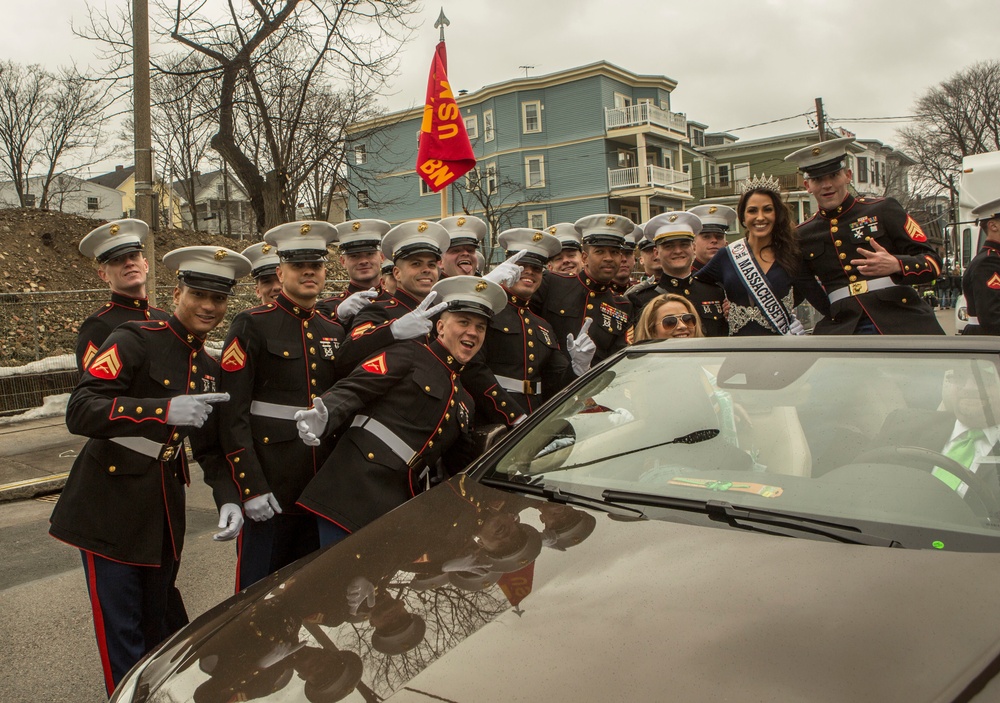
[660,313,696,330]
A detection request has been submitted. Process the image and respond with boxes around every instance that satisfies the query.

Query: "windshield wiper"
[534,428,721,475]
[601,490,904,547]
[479,476,645,518]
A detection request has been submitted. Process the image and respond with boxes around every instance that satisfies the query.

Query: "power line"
[721,111,813,133]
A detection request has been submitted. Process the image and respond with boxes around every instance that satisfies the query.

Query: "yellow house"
[88,165,186,229]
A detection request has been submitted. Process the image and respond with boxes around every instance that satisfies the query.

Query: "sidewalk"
[0,415,84,502]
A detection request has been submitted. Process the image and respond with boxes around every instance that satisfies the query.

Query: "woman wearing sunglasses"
[633,294,703,341]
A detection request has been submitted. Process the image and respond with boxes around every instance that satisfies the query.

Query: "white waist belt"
[111,436,180,461]
[828,276,896,304]
[495,375,541,396]
[250,400,305,421]
[351,415,418,464]
[967,316,980,325]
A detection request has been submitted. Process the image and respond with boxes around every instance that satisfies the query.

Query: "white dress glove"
[391,291,449,340]
[166,392,230,428]
[213,503,244,541]
[566,318,597,376]
[346,577,377,615]
[244,492,282,522]
[294,397,329,447]
[537,436,575,457]
[336,289,378,321]
[483,250,527,287]
[787,316,806,336]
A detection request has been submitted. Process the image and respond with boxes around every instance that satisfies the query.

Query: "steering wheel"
[853,445,995,520]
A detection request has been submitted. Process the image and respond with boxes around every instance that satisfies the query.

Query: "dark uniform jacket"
[297,340,478,531]
[962,240,1000,335]
[478,293,574,419]
[797,194,944,335]
[50,317,229,566]
[338,288,526,426]
[531,271,633,363]
[76,292,169,372]
[316,281,386,319]
[218,293,345,511]
[626,273,728,337]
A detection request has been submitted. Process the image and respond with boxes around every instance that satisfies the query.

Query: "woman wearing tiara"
[695,176,830,336]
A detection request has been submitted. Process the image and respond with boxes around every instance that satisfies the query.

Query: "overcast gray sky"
[4,0,999,151]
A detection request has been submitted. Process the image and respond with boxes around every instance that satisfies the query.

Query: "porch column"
[637,133,649,188]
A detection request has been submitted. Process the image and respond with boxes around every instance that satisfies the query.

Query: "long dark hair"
[737,187,800,275]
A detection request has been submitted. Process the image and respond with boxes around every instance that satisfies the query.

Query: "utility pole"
[133,0,156,303]
[948,174,957,270]
[814,98,826,141]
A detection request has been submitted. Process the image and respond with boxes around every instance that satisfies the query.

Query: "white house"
[0,174,123,220]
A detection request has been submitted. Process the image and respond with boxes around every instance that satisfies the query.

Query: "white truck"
[950,151,1000,333]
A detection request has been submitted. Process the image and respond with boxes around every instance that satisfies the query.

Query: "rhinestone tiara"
[737,174,782,195]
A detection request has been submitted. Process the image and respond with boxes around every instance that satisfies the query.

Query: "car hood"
[134,475,1000,703]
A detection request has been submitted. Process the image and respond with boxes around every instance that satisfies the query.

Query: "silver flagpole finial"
[435,8,450,41]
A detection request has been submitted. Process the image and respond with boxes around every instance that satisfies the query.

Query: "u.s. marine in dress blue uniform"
[786,136,944,335]
[317,218,392,319]
[49,246,250,695]
[75,219,168,372]
[296,277,508,541]
[962,197,1000,335]
[218,221,346,591]
[531,215,635,362]
[338,220,527,427]
[479,229,576,419]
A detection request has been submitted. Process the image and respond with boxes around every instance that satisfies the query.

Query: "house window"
[357,190,370,208]
[87,196,99,211]
[614,93,633,110]
[872,161,882,187]
[617,150,636,169]
[485,163,498,194]
[718,164,730,186]
[856,156,869,184]
[355,145,367,165]
[464,115,478,140]
[528,210,547,230]
[420,178,434,196]
[522,101,542,134]
[484,110,495,142]
[525,156,545,188]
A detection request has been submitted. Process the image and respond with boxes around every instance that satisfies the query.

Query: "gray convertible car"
[113,337,1000,703]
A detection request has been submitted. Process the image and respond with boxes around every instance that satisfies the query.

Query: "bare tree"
[0,62,51,205]
[80,0,419,234]
[151,53,217,230]
[452,164,548,264]
[898,60,1000,197]
[36,66,113,209]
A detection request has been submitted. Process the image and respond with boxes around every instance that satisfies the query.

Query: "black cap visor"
[178,271,237,295]
[97,241,144,264]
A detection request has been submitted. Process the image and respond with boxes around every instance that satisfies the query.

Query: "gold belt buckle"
[523,380,534,396]
[161,445,175,461]
[848,280,869,296]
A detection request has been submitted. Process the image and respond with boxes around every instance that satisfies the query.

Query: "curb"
[0,473,69,503]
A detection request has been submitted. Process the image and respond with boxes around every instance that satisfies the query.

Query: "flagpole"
[436,8,450,219]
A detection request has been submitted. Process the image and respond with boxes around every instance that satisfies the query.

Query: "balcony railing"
[704,172,805,198]
[608,165,691,194]
[605,103,687,135]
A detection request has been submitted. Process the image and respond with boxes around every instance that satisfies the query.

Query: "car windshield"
[483,347,1000,548]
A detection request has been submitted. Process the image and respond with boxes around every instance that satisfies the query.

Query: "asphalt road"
[0,464,237,703]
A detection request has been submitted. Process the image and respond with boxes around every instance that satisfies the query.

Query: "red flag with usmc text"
[416,42,476,192]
